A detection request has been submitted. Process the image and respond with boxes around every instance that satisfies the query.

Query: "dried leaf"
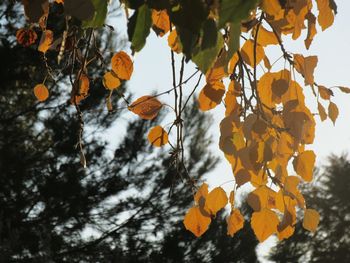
[129,96,163,120]
[241,40,265,68]
[38,29,53,53]
[16,28,38,47]
[316,0,334,31]
[328,101,339,125]
[198,82,225,111]
[151,9,170,37]
[317,102,327,121]
[103,71,121,90]
[293,150,316,182]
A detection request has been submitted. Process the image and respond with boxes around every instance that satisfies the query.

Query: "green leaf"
[83,0,108,28]
[225,22,241,65]
[201,18,218,50]
[192,33,224,73]
[127,4,152,53]
[218,0,257,29]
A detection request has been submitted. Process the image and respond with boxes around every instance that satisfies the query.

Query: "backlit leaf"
[198,82,225,111]
[205,187,228,215]
[82,0,108,28]
[194,183,209,204]
[38,29,53,53]
[34,84,49,102]
[103,71,121,90]
[218,0,258,28]
[147,126,168,147]
[183,206,211,237]
[294,54,318,86]
[317,102,327,121]
[111,51,133,80]
[241,40,265,68]
[227,209,244,237]
[316,0,334,31]
[293,150,316,182]
[151,9,170,37]
[129,96,163,120]
[251,208,279,242]
[303,208,320,232]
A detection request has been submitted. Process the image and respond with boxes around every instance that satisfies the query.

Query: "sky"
[107,1,350,261]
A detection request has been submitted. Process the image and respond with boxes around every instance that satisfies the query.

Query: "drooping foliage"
[8,0,350,242]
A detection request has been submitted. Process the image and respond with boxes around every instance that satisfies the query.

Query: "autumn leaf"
[147,126,168,147]
[151,9,170,37]
[111,51,133,80]
[256,26,279,47]
[198,82,225,111]
[168,30,182,53]
[227,209,244,237]
[38,29,53,53]
[317,102,327,121]
[318,85,333,100]
[293,150,316,182]
[16,28,38,47]
[129,96,163,120]
[194,183,209,204]
[293,54,318,86]
[204,187,228,215]
[183,206,211,237]
[240,39,265,68]
[328,101,339,125]
[303,208,320,232]
[33,84,49,102]
[251,208,279,242]
[103,71,121,90]
[316,0,334,31]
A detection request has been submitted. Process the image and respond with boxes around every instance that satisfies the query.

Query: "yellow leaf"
[316,0,334,31]
[241,40,265,68]
[198,82,225,111]
[294,54,318,86]
[111,51,133,80]
[305,12,317,49]
[293,150,316,182]
[33,84,49,102]
[227,209,244,237]
[303,208,320,232]
[251,208,279,242]
[38,29,53,53]
[151,9,170,37]
[72,74,90,104]
[147,126,168,147]
[317,102,327,121]
[168,29,182,53]
[256,26,279,47]
[247,186,277,211]
[129,96,163,120]
[229,190,235,208]
[103,71,121,90]
[205,187,228,215]
[328,101,339,125]
[183,206,211,237]
[261,0,283,19]
[277,225,295,240]
[194,183,209,204]
[234,169,251,187]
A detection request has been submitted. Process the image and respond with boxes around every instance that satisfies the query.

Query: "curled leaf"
[38,29,53,53]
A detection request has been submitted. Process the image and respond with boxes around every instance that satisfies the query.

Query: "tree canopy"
[5,0,350,245]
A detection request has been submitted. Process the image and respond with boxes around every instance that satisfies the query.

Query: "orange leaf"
[337,86,350,94]
[111,51,133,80]
[229,190,235,208]
[151,9,170,37]
[147,126,168,147]
[129,96,163,120]
[33,84,49,102]
[261,0,283,19]
[293,150,316,182]
[256,26,279,47]
[316,0,334,31]
[38,29,53,53]
[205,187,228,215]
[328,101,339,125]
[198,82,225,111]
[183,206,211,237]
[318,85,333,100]
[194,183,209,204]
[294,54,318,86]
[303,208,320,232]
[241,40,265,68]
[227,209,244,237]
[305,12,317,49]
[103,71,121,90]
[251,208,279,242]
[168,30,182,53]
